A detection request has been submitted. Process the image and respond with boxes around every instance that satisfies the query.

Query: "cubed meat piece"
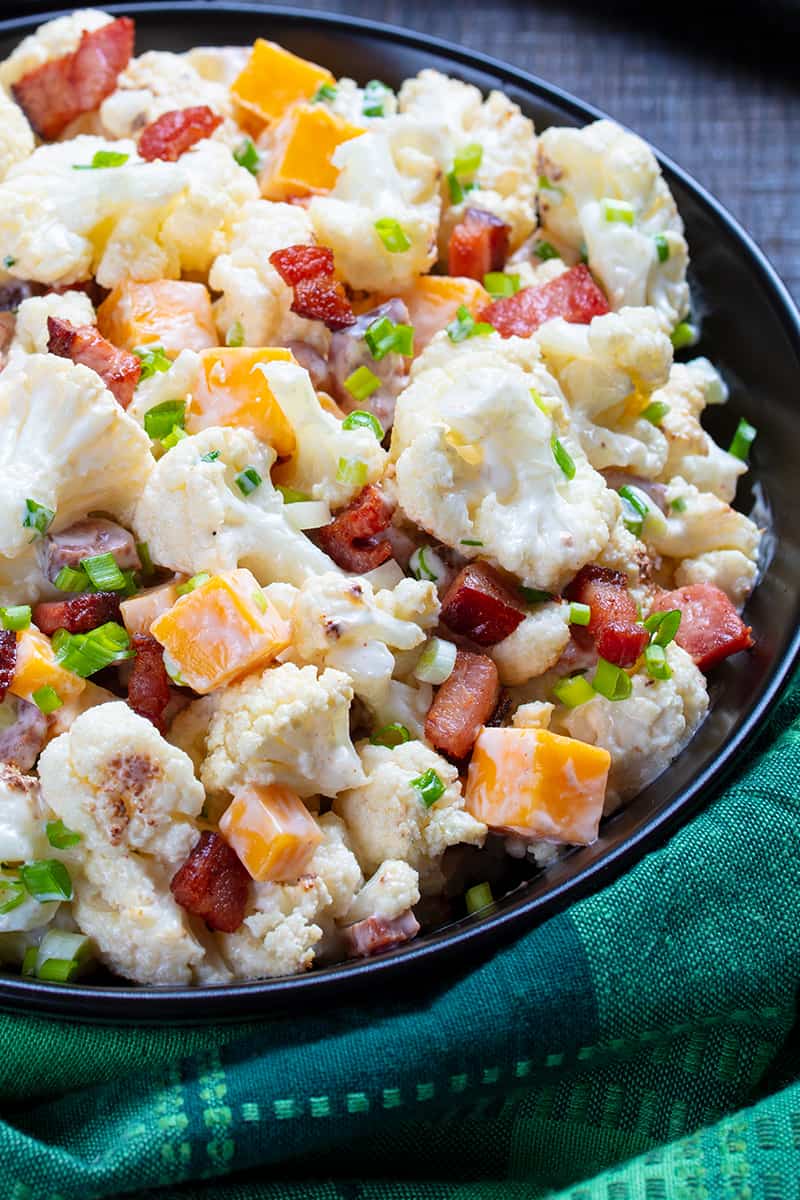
[47,317,141,409]
[343,910,420,958]
[138,105,223,162]
[170,830,251,933]
[448,208,511,280]
[479,264,610,338]
[651,583,753,671]
[33,592,122,637]
[564,564,648,668]
[269,244,355,331]
[440,562,525,646]
[39,518,141,584]
[127,634,171,733]
[0,630,17,703]
[315,484,395,573]
[425,649,500,759]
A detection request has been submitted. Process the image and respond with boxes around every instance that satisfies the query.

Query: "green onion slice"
[643,608,681,647]
[414,637,457,685]
[483,272,520,298]
[312,82,338,103]
[671,321,698,350]
[233,137,261,175]
[136,542,154,579]
[520,587,552,604]
[160,426,187,451]
[46,819,82,849]
[143,399,186,441]
[34,929,92,983]
[336,458,368,487]
[728,417,757,463]
[592,658,633,701]
[364,315,414,360]
[225,320,245,347]
[465,881,494,914]
[446,305,493,343]
[618,484,650,537]
[551,436,576,480]
[175,572,211,597]
[534,240,560,261]
[670,496,687,513]
[21,946,38,976]
[374,217,411,253]
[447,171,465,204]
[453,143,483,177]
[552,673,595,708]
[23,499,54,538]
[0,605,31,631]
[200,450,221,464]
[54,566,89,592]
[342,409,384,440]
[80,552,126,592]
[538,174,564,197]
[20,859,73,902]
[410,767,445,808]
[73,150,129,170]
[277,485,311,504]
[602,197,635,225]
[344,365,381,402]
[236,466,262,496]
[134,345,171,380]
[641,400,670,426]
[654,234,670,263]
[409,546,440,583]
[32,686,62,715]
[569,602,591,626]
[54,621,133,678]
[3,255,16,269]
[370,722,411,748]
[0,877,26,915]
[363,79,391,117]
[644,642,672,680]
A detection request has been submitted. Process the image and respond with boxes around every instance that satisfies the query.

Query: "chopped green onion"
[46,820,81,850]
[409,546,440,582]
[644,642,672,680]
[225,320,245,347]
[160,425,187,451]
[459,538,483,547]
[23,499,54,538]
[342,409,384,440]
[363,79,390,118]
[592,657,633,701]
[446,304,494,342]
[20,859,73,902]
[374,217,411,253]
[447,171,465,204]
[73,150,129,170]
[414,637,457,685]
[0,605,31,631]
[530,388,551,416]
[551,437,576,480]
[618,484,650,537]
[728,417,757,463]
[118,569,138,598]
[643,608,681,647]
[654,234,670,263]
[3,255,16,269]
[277,485,310,504]
[344,365,381,402]
[34,929,92,983]
[569,602,591,626]
[54,566,89,592]
[143,399,186,441]
[520,587,552,604]
[534,240,559,261]
[336,458,369,488]
[483,272,520,299]
[641,400,670,426]
[251,588,268,613]
[136,541,154,577]
[453,143,483,177]
[200,450,221,463]
[134,344,171,380]
[578,241,589,264]
[370,722,411,748]
[32,686,62,715]
[175,572,211,596]
[233,137,261,175]
[312,82,338,103]
[364,315,414,360]
[236,467,262,496]
[552,673,595,708]
[465,881,494,914]
[162,650,186,686]
[0,878,25,915]
[670,496,687,513]
[602,198,635,226]
[538,174,564,197]
[54,621,133,678]
[80,552,126,592]
[410,767,445,808]
[671,321,698,350]
[21,946,37,976]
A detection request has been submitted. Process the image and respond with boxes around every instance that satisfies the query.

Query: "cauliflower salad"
[0,12,761,987]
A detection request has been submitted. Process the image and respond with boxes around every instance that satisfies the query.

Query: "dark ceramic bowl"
[0,3,798,1022]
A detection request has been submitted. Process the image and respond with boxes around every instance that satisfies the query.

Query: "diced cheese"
[150,568,290,694]
[260,104,364,200]
[187,347,297,456]
[219,783,322,882]
[231,39,335,124]
[398,276,490,352]
[465,726,610,845]
[97,279,218,358]
[120,582,181,637]
[10,628,85,705]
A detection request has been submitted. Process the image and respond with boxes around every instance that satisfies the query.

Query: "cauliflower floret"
[391,333,618,592]
[184,46,250,87]
[550,642,709,811]
[209,199,330,353]
[309,116,442,291]
[490,601,572,686]
[538,120,689,332]
[7,290,95,365]
[0,763,49,864]
[215,874,329,979]
[535,307,673,477]
[201,662,364,799]
[262,361,387,507]
[0,91,33,183]
[310,812,365,920]
[345,858,420,924]
[37,703,209,985]
[323,76,398,124]
[334,740,486,894]
[134,425,339,587]
[398,69,537,254]
[595,516,657,613]
[0,9,112,90]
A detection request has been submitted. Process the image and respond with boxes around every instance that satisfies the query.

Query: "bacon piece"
[270,245,334,284]
[651,583,753,672]
[479,263,610,338]
[39,518,141,584]
[127,634,171,733]
[343,910,420,958]
[47,317,141,409]
[440,563,525,646]
[0,698,47,771]
[0,630,17,703]
[448,208,511,280]
[33,592,121,637]
[12,17,135,141]
[268,244,355,331]
[138,105,222,162]
[565,564,647,668]
[425,648,500,759]
[170,830,251,933]
[315,484,394,573]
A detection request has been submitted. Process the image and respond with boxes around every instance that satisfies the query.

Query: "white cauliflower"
[134,425,340,588]
[535,307,674,476]
[391,333,618,592]
[0,9,112,90]
[550,642,709,811]
[538,119,689,332]
[345,858,420,924]
[261,360,388,507]
[184,46,250,88]
[321,76,398,124]
[37,703,209,985]
[201,662,364,799]
[309,116,441,291]
[309,812,364,920]
[334,740,487,894]
[490,601,572,686]
[6,290,95,366]
[0,91,33,183]
[398,69,537,253]
[595,516,657,612]
[0,763,49,864]
[654,359,746,503]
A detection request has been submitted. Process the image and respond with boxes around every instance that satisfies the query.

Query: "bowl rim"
[1,1,798,1021]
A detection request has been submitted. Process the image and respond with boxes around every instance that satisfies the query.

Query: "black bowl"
[1,3,798,1022]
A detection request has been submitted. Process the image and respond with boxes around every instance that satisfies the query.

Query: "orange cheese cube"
[187,347,297,456]
[150,568,290,694]
[465,726,611,845]
[220,783,322,882]
[120,583,181,638]
[97,280,219,359]
[231,39,335,124]
[399,276,490,353]
[10,628,85,705]
[260,104,364,200]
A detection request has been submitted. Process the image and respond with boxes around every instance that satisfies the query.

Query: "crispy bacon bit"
[11,17,135,141]
[33,592,121,637]
[315,484,394,573]
[440,563,525,646]
[127,634,171,733]
[479,263,610,338]
[425,649,500,759]
[565,564,648,668]
[0,630,17,703]
[344,910,420,958]
[448,208,511,280]
[138,105,222,162]
[651,583,753,671]
[268,244,355,331]
[170,830,251,933]
[47,317,141,409]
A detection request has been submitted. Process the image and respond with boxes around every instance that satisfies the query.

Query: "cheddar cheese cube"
[231,39,335,124]
[465,726,610,845]
[97,280,219,359]
[260,104,364,200]
[399,276,490,353]
[187,347,297,456]
[150,568,290,694]
[10,628,85,705]
[120,583,181,638]
[219,783,322,882]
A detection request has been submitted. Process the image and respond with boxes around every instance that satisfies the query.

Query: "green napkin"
[1,672,798,1200]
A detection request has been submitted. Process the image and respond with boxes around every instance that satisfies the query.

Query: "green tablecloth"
[1,674,798,1199]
